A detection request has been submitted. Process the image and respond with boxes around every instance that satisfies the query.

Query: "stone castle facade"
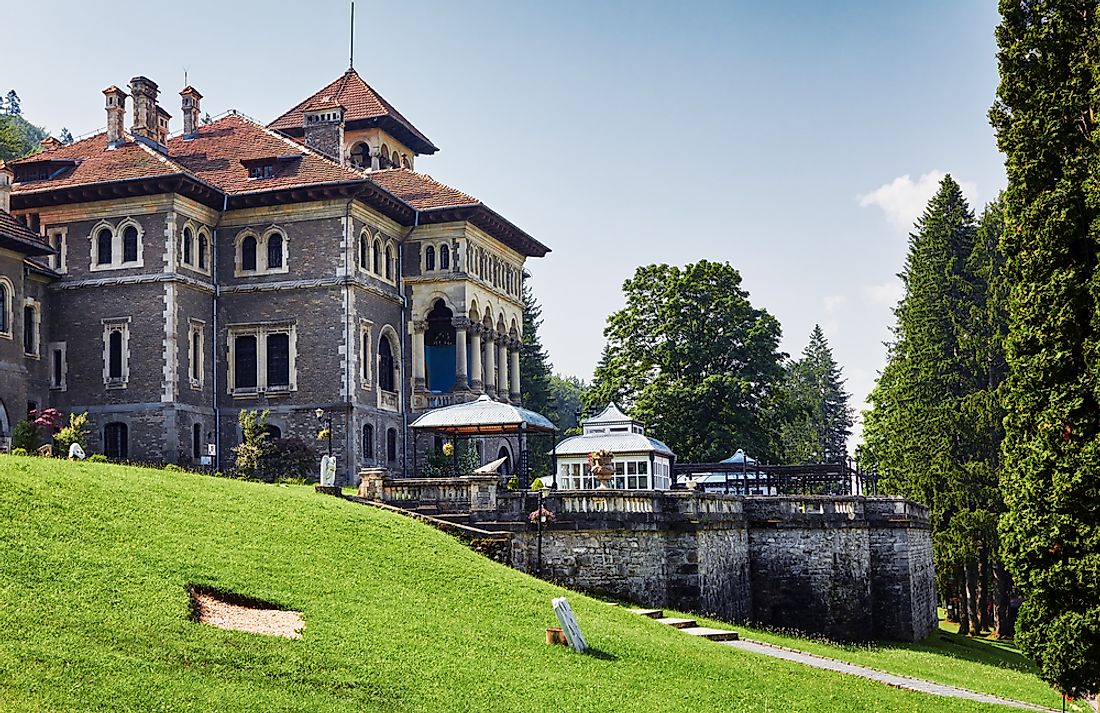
[0,69,548,483]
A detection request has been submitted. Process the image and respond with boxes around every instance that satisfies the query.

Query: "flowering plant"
[528,507,556,524]
[442,442,455,457]
[316,428,331,441]
[588,449,614,466]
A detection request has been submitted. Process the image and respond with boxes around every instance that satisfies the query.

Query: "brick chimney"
[40,136,62,152]
[156,105,171,145]
[302,99,345,164]
[129,76,159,142]
[0,162,12,213]
[180,86,203,137]
[103,85,128,147]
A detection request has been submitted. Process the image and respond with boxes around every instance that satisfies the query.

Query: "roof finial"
[349,1,355,70]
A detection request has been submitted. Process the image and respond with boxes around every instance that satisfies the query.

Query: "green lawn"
[0,456,1049,712]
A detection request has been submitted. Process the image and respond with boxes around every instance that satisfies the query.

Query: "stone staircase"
[628,608,739,642]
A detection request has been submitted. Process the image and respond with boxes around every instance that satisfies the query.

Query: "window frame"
[234,227,289,277]
[102,317,131,388]
[49,341,66,391]
[188,319,205,390]
[0,276,13,340]
[22,298,40,358]
[46,226,67,273]
[89,218,144,271]
[227,322,298,396]
[359,319,374,390]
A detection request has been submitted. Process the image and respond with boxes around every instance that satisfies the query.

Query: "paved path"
[722,638,1059,712]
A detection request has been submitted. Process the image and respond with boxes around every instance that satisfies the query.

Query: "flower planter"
[545,627,567,646]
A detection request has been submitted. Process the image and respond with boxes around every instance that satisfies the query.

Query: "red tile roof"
[269,69,437,155]
[368,169,480,210]
[167,113,366,194]
[10,132,188,194]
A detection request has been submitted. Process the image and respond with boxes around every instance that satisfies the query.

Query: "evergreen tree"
[547,374,587,436]
[59,128,74,146]
[519,271,552,416]
[4,90,19,116]
[862,177,1010,637]
[586,261,786,462]
[991,1,1100,697]
[781,325,853,463]
[0,114,46,161]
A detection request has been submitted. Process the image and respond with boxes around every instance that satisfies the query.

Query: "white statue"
[68,443,86,460]
[320,455,337,487]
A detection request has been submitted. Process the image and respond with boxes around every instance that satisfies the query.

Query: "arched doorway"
[497,445,512,476]
[425,300,456,393]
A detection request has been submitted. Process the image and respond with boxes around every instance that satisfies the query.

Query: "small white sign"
[552,597,587,653]
[199,456,212,466]
[206,443,216,456]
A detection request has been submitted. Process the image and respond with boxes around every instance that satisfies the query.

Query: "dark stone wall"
[509,493,934,642]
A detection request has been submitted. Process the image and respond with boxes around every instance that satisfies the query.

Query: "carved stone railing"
[379,390,399,412]
[357,469,499,513]
[426,392,455,408]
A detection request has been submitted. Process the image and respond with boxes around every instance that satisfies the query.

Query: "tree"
[780,325,853,463]
[990,0,1100,698]
[0,114,46,161]
[519,272,552,416]
[233,409,272,480]
[59,128,74,146]
[548,374,587,436]
[586,261,786,462]
[861,178,1009,638]
[5,90,20,116]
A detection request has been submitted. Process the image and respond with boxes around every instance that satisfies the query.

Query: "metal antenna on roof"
[349,1,355,69]
[183,66,189,87]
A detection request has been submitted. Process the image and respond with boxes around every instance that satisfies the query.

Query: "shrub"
[262,437,317,481]
[11,420,39,452]
[530,477,545,490]
[54,412,90,457]
[421,442,481,477]
[164,464,183,473]
[233,409,272,479]
[10,447,28,456]
[507,475,519,490]
[87,454,108,463]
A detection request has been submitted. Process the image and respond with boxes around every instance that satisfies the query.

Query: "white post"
[454,318,469,391]
[470,327,483,392]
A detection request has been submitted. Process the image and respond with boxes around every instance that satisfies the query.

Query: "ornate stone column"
[509,341,521,403]
[453,317,469,391]
[497,337,509,399]
[469,325,484,393]
[411,319,426,394]
[483,329,497,397]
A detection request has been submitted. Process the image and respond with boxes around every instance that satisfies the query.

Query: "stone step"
[629,608,664,618]
[680,626,739,642]
[657,617,698,629]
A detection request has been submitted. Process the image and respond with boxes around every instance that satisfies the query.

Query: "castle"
[0,69,549,483]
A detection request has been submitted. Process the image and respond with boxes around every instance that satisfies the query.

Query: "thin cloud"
[861,281,904,307]
[858,170,978,230]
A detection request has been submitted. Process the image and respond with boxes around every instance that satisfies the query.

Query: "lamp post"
[314,408,332,458]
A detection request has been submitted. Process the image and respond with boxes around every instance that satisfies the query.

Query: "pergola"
[409,394,557,486]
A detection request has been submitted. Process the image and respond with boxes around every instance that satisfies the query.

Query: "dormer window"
[248,164,275,179]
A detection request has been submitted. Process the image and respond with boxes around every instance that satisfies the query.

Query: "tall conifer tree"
[991,0,1100,697]
[519,272,552,416]
[781,325,853,463]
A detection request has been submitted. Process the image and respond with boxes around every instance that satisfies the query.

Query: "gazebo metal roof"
[409,394,557,436]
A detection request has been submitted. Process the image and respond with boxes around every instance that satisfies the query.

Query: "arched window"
[96,227,112,265]
[241,235,257,271]
[267,232,284,270]
[182,227,193,265]
[425,245,435,271]
[385,245,394,280]
[386,427,397,462]
[372,239,382,274]
[193,423,202,459]
[378,334,395,392]
[401,155,410,169]
[350,142,369,169]
[122,225,138,263]
[198,233,208,270]
[104,422,128,460]
[362,423,374,459]
[439,244,450,270]
[108,330,123,379]
[0,282,8,334]
[497,446,512,476]
[263,424,282,440]
[359,233,369,270]
[362,330,371,381]
[425,300,456,393]
[391,151,400,168]
[380,144,391,168]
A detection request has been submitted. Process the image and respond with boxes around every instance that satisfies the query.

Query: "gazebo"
[551,404,675,490]
[409,394,557,486]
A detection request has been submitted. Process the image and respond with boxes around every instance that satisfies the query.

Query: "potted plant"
[588,449,616,489]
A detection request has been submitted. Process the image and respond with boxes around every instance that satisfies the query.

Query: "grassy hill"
[0,457,1050,712]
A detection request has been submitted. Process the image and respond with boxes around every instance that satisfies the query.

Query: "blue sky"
[6,0,1006,446]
